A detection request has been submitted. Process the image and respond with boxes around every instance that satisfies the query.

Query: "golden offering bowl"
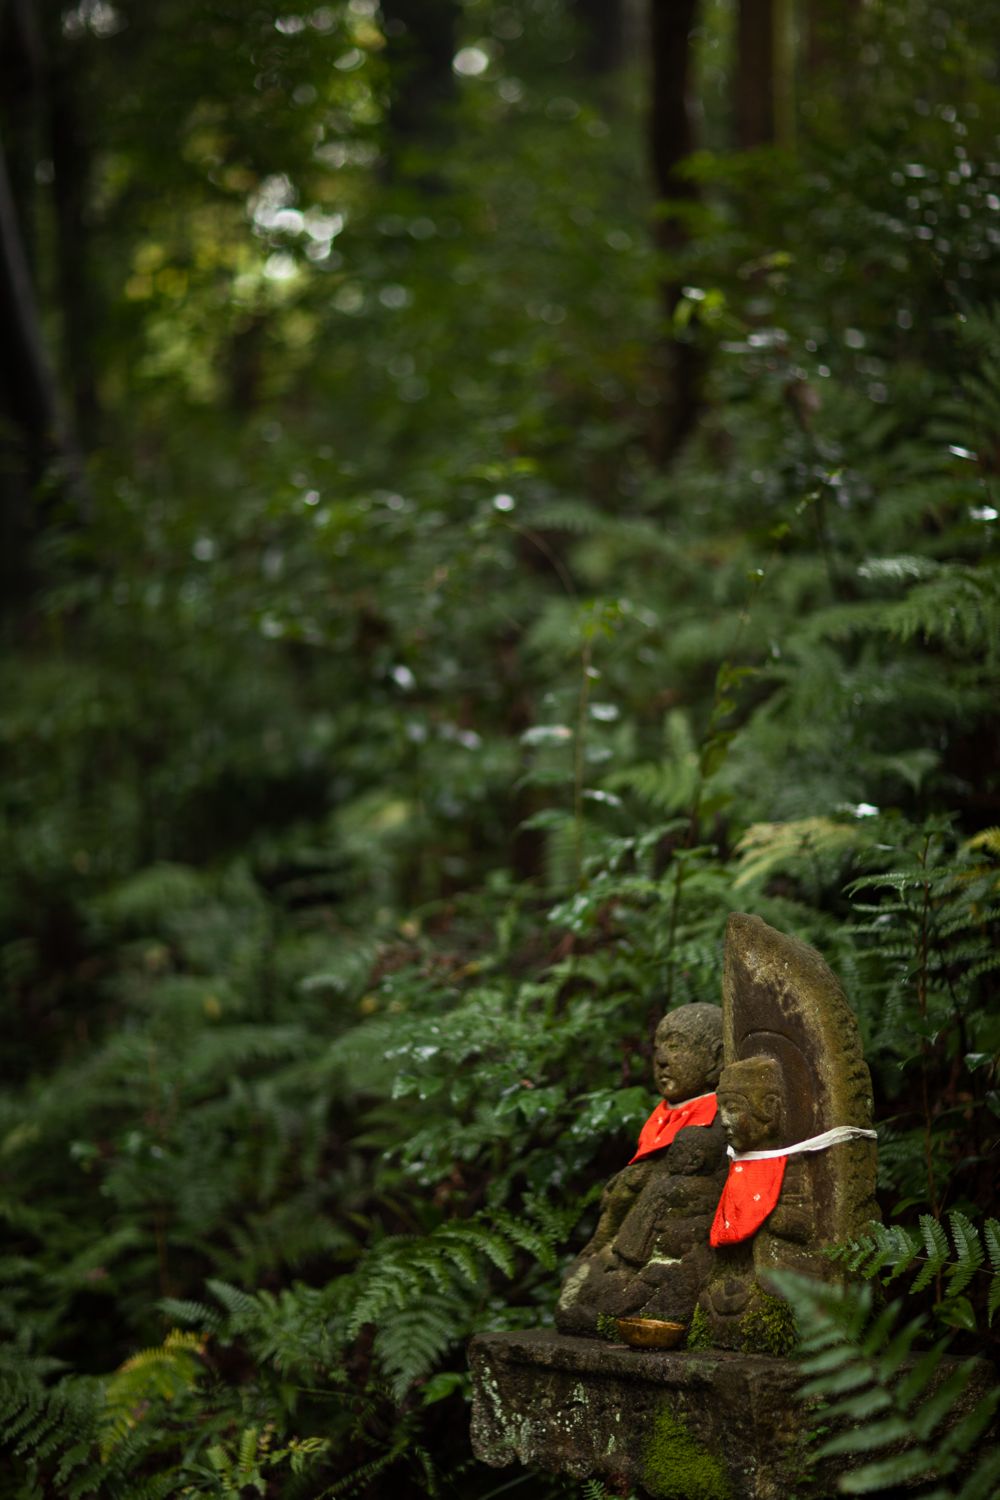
[615,1317,686,1349]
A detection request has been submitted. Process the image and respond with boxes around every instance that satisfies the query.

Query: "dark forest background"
[1,1,999,1495]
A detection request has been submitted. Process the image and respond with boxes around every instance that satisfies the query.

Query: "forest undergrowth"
[1,1,999,1496]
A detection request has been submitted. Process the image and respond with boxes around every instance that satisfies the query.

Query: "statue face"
[717,1087,781,1153]
[653,1018,721,1104]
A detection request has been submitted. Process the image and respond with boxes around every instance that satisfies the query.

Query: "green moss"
[642,1403,731,1500]
[685,1305,713,1351]
[595,1312,620,1342]
[738,1289,798,1358]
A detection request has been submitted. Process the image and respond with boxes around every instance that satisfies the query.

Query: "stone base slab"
[469,1329,813,1500]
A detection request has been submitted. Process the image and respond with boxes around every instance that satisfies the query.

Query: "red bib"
[629,1093,718,1164]
[709,1156,787,1245]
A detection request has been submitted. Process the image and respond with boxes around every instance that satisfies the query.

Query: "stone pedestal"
[469,1329,811,1500]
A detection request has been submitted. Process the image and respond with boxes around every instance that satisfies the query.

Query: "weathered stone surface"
[469,1330,998,1500]
[470,918,998,1497]
[469,1329,808,1500]
[556,1003,727,1336]
[724,912,878,1249]
[702,915,879,1349]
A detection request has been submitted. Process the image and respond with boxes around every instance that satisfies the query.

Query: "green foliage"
[100,1330,206,1460]
[773,1271,1000,1498]
[2,0,1000,1495]
[830,1212,1000,1333]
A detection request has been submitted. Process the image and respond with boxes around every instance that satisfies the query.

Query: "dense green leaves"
[774,1271,1000,1498]
[2,0,999,1495]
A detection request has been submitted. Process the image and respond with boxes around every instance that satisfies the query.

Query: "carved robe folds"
[555,916,879,1351]
[556,1110,727,1333]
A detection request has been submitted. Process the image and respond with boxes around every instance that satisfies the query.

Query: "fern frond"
[206,1278,263,1327]
[835,1214,1000,1328]
[774,1271,1000,1497]
[372,1293,462,1402]
[946,1213,985,1299]
[912,1216,951,1293]
[157,1296,221,1332]
[99,1330,205,1461]
[964,828,1000,859]
[984,1221,1000,1327]
[492,1209,557,1271]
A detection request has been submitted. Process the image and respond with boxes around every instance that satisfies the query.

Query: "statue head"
[716,1056,785,1153]
[653,1002,723,1105]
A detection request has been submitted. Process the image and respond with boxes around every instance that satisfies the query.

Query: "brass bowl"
[615,1317,686,1349]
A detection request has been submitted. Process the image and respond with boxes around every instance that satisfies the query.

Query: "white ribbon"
[727,1125,877,1162]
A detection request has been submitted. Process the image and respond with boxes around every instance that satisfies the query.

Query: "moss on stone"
[685,1305,713,1351]
[642,1403,731,1500]
[738,1289,798,1358]
[596,1312,620,1342]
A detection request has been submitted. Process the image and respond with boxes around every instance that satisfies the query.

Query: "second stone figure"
[555,1002,727,1335]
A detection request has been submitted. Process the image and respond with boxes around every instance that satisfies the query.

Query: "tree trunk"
[0,138,63,604]
[804,0,862,83]
[49,40,101,438]
[0,0,88,606]
[380,0,460,178]
[648,0,702,460]
[574,0,625,75]
[0,0,42,263]
[735,0,775,148]
[736,0,797,150]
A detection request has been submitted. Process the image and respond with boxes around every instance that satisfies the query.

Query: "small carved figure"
[698,1056,804,1340]
[711,1055,811,1246]
[555,1003,727,1336]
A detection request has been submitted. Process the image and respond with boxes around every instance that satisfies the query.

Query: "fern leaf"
[799,1343,859,1377]
[800,1364,874,1400]
[493,1210,557,1270]
[895,1343,951,1410]
[964,828,1000,859]
[582,1481,611,1500]
[954,1443,1000,1500]
[237,1424,260,1481]
[99,1330,204,1461]
[206,1278,262,1326]
[372,1294,459,1403]
[910,1363,982,1443]
[55,1439,94,1485]
[347,1260,414,1338]
[837,1448,935,1493]
[945,1212,985,1298]
[157,1296,220,1331]
[912,1217,950,1293]
[818,1414,913,1456]
[434,1236,485,1284]
[819,1388,893,1424]
[773,1268,999,1498]
[935,1383,1000,1468]
[984,1220,1000,1327]
[860,1301,905,1359]
[449,1223,515,1278]
[882,1225,921,1283]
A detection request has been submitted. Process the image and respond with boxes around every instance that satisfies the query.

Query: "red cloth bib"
[709,1156,787,1245]
[629,1093,718,1164]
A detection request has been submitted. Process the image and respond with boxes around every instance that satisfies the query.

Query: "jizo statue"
[555,1002,728,1335]
[556,915,879,1351]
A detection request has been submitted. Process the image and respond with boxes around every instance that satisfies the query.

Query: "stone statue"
[699,915,879,1349]
[555,1002,727,1335]
[471,915,887,1498]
